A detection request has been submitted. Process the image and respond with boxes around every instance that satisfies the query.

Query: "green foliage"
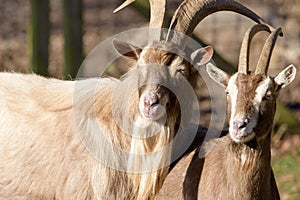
[273,149,300,199]
[132,0,150,20]
[274,103,300,134]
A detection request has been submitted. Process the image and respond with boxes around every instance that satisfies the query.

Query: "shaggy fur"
[0,38,213,199]
[0,72,170,199]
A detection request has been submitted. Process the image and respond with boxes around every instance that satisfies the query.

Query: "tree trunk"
[29,0,50,76]
[63,0,84,79]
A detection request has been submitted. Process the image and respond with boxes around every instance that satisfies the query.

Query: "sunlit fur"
[0,40,211,199]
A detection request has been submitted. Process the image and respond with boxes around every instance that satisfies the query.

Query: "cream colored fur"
[0,72,173,200]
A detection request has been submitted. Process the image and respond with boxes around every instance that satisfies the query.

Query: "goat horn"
[167,0,281,42]
[148,0,166,41]
[238,24,271,74]
[114,0,166,41]
[149,0,166,29]
[113,0,136,13]
[255,27,283,75]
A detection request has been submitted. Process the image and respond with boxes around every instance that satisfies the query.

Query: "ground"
[0,0,299,199]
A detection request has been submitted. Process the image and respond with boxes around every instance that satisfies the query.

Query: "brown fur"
[183,72,280,200]
[196,134,279,200]
[235,73,264,115]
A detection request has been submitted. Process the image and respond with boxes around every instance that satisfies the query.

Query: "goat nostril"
[233,120,247,129]
[144,96,159,107]
[239,122,247,129]
[150,99,159,107]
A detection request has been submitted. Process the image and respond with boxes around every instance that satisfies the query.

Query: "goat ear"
[112,39,142,60]
[206,63,229,87]
[191,46,213,66]
[274,64,297,88]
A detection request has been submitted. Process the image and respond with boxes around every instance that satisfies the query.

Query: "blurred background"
[0,0,299,199]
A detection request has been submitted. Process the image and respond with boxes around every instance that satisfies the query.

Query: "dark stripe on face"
[234,73,264,115]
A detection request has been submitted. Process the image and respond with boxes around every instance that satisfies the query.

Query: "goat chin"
[0,72,176,200]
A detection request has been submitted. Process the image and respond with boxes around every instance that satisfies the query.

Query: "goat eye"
[176,68,185,74]
[225,89,229,95]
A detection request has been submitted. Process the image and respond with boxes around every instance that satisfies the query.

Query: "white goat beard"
[127,116,171,172]
[127,119,172,198]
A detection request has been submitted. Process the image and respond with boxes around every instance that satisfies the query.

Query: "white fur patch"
[227,73,238,133]
[254,77,271,106]
[240,146,247,166]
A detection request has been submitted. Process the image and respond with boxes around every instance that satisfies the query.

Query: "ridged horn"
[255,27,283,75]
[167,0,281,42]
[238,24,271,74]
[114,0,166,41]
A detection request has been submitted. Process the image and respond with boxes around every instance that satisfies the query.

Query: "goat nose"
[144,95,159,107]
[233,119,248,129]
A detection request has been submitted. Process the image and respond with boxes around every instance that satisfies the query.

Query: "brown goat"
[194,24,297,199]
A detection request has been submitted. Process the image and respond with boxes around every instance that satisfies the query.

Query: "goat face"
[206,63,296,143]
[113,39,213,121]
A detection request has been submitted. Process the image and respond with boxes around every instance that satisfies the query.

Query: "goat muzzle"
[230,118,255,143]
[139,89,168,121]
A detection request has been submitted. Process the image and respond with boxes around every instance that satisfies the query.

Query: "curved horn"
[114,0,166,41]
[167,0,280,41]
[238,24,271,74]
[255,27,283,75]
